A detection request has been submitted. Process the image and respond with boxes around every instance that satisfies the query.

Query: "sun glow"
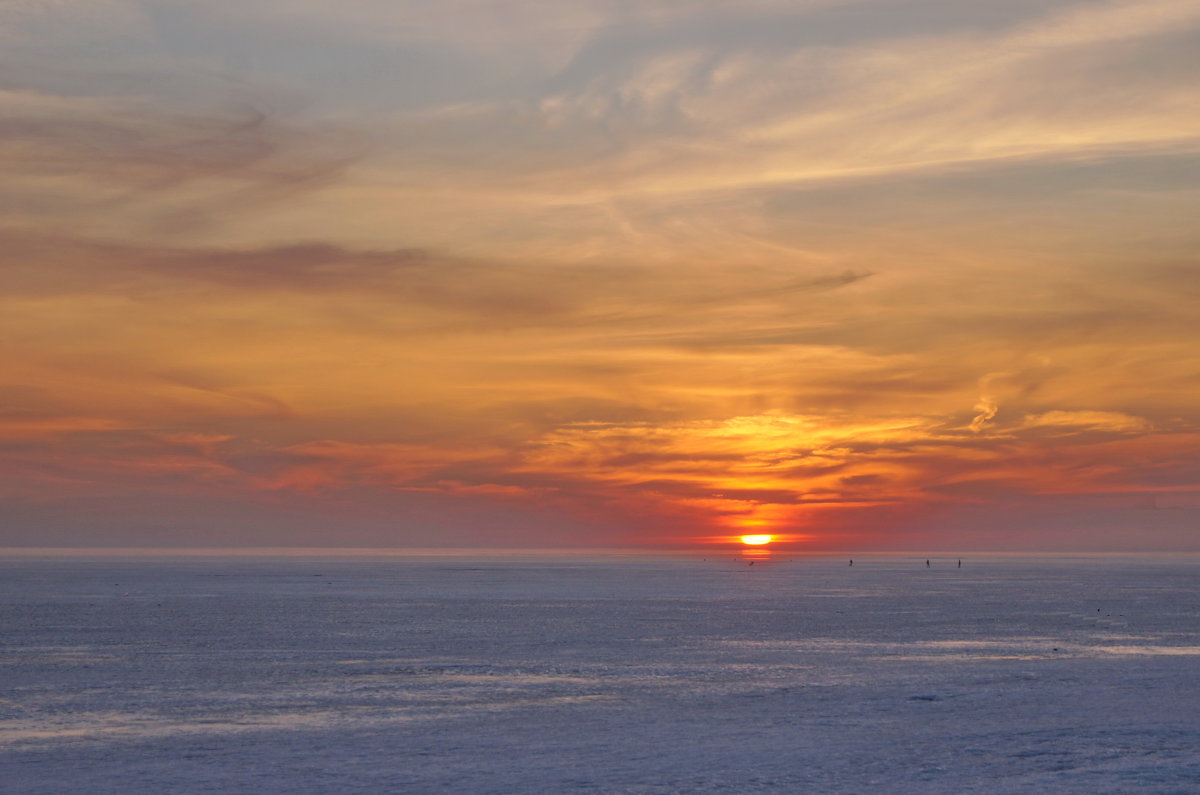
[740,534,773,545]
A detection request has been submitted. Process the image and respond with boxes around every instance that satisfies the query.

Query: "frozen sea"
[2,551,1199,793]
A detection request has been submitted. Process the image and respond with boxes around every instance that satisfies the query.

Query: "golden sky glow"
[2,0,1199,549]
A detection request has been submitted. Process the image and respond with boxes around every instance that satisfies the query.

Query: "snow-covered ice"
[2,552,1199,793]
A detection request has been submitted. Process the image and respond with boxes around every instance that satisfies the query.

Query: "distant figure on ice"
[926,559,930,567]
[958,559,962,568]
[849,560,853,566]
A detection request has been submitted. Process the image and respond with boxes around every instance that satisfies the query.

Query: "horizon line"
[2,546,1198,558]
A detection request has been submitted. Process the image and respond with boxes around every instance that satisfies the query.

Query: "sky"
[2,0,1199,551]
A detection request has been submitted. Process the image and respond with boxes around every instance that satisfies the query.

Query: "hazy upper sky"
[3,0,1199,550]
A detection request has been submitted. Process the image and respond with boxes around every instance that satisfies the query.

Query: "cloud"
[345,0,1200,218]
[0,77,359,240]
[2,0,1199,549]
[0,415,130,441]
[969,372,1010,433]
[0,424,241,503]
[191,404,1193,543]
[1020,410,1151,434]
[0,229,871,339]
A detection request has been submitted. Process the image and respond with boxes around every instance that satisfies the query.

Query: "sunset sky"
[3,0,1199,550]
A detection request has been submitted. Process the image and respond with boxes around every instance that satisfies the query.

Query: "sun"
[739,534,773,546]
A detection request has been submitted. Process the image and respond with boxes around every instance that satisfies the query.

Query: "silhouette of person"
[926,559,930,567]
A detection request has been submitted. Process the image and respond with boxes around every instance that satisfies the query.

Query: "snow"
[2,553,1199,793]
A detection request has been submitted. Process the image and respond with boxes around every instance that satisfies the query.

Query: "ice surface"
[2,553,1199,793]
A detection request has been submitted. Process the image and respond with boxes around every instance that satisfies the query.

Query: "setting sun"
[740,534,773,546]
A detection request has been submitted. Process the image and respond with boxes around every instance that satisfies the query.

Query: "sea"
[3,550,1199,793]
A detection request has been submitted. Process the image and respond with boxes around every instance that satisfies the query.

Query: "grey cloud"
[546,0,1066,94]
[0,385,62,417]
[0,89,355,187]
[0,231,872,331]
[683,270,872,305]
[0,56,362,237]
